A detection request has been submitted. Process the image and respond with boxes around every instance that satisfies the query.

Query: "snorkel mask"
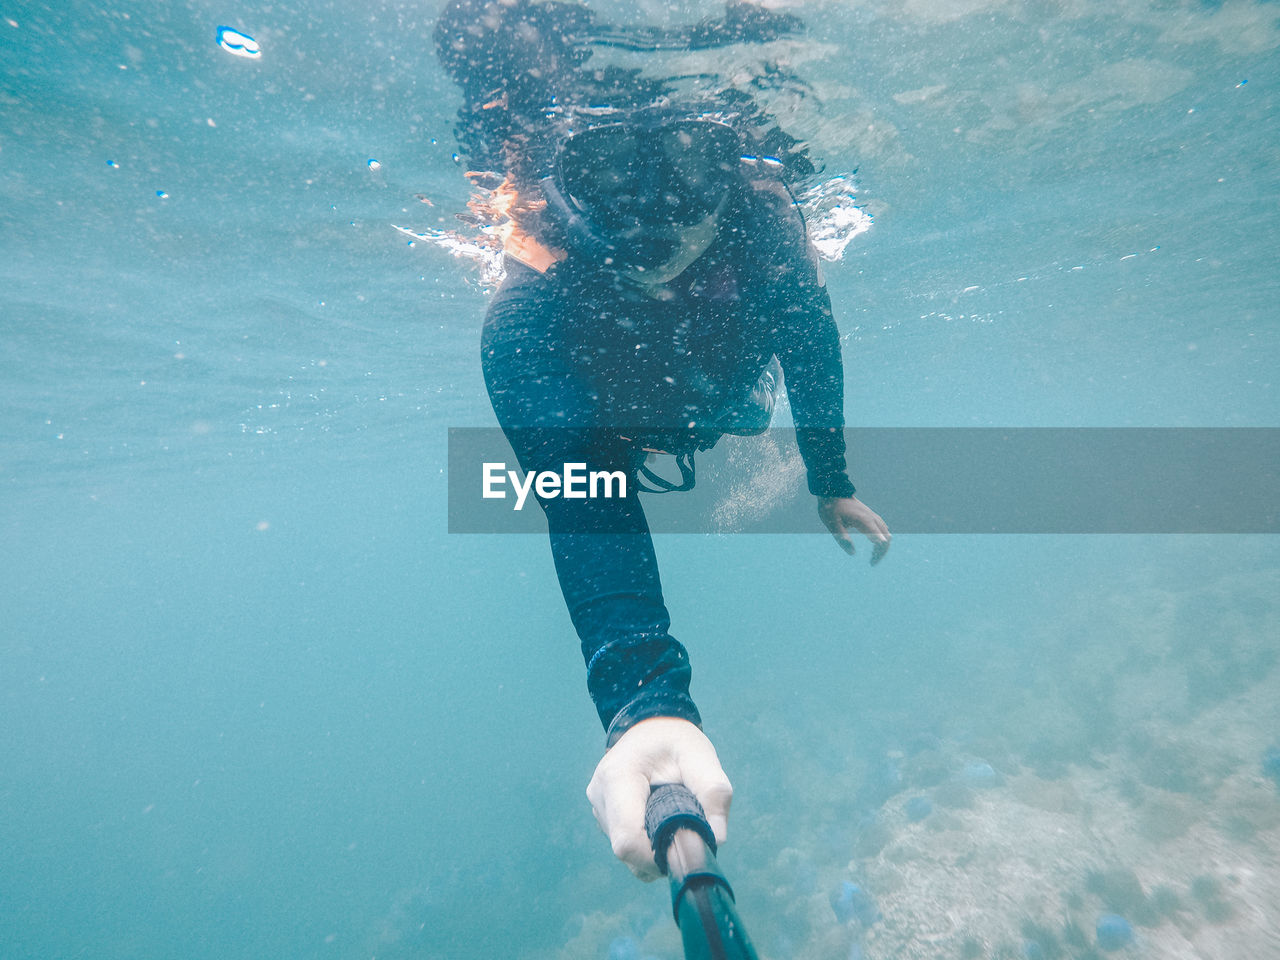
[541,113,745,278]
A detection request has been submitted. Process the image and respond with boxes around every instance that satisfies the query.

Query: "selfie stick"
[644,783,760,960]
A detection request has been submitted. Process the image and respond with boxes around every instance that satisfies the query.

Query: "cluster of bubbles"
[795,174,873,262]
[391,222,508,288]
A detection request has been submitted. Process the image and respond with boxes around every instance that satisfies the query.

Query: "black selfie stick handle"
[645,783,719,875]
[644,783,759,960]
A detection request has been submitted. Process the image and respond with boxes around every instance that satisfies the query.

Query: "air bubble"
[216,26,261,59]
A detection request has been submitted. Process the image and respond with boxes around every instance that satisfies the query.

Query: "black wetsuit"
[437,0,856,744]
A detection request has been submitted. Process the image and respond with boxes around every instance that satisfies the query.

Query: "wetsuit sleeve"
[754,196,858,499]
[780,287,858,499]
[482,263,703,745]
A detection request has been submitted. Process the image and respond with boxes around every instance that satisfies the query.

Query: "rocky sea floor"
[553,568,1280,960]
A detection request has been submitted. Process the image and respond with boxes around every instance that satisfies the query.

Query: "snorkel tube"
[645,784,760,960]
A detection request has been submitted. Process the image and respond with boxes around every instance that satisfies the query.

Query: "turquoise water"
[2,2,1277,959]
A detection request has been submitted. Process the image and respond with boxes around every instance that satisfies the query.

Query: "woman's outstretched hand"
[586,717,733,882]
[818,495,891,564]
